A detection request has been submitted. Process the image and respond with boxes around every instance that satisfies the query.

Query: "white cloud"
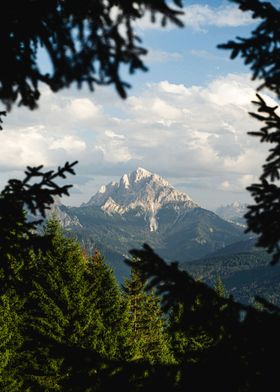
[238,174,255,188]
[68,98,101,120]
[157,81,191,96]
[49,136,86,152]
[0,126,51,169]
[104,130,125,139]
[136,4,255,32]
[218,174,257,194]
[205,74,259,106]
[146,49,183,63]
[219,180,231,190]
[191,50,229,62]
[5,88,105,132]
[127,96,183,122]
[1,73,277,208]
[93,139,132,163]
[0,127,88,171]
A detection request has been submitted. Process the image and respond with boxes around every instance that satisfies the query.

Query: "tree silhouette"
[0,0,183,112]
[244,94,280,264]
[219,0,280,98]
[0,161,77,293]
[0,4,184,387]
[126,244,280,391]
[220,1,280,265]
[2,1,280,390]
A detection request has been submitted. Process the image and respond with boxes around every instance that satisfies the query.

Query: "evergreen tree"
[214,275,226,298]
[168,301,213,365]
[85,249,131,361]
[23,219,104,390]
[0,292,23,391]
[0,164,77,391]
[220,1,280,267]
[168,275,226,366]
[123,260,172,364]
[22,220,131,390]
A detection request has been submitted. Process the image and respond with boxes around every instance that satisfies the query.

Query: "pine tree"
[214,275,227,298]
[168,278,226,365]
[23,219,104,390]
[168,301,213,365]
[123,260,172,364]
[85,249,131,360]
[0,292,23,391]
[22,220,131,390]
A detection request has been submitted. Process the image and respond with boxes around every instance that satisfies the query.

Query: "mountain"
[47,198,82,228]
[41,169,278,305]
[83,167,198,231]
[215,201,248,227]
[207,237,258,258]
[28,196,82,231]
[52,168,246,279]
[178,229,280,306]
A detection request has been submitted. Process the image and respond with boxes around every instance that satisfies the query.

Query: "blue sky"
[1,0,278,209]
[128,1,253,88]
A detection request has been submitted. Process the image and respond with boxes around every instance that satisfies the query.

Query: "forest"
[1,0,280,390]
[1,212,279,391]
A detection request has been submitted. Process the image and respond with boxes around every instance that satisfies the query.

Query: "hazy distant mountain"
[28,196,82,230]
[46,197,82,228]
[52,168,246,278]
[215,201,248,227]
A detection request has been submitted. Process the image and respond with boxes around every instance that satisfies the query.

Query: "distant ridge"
[215,201,248,227]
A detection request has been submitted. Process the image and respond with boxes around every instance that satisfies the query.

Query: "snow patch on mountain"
[84,168,198,231]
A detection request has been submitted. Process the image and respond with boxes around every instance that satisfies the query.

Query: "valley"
[42,168,280,305]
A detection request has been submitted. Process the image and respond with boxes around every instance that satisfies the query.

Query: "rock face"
[84,168,198,232]
[27,196,82,229]
[48,204,82,229]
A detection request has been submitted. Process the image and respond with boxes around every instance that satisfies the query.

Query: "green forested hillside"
[181,252,280,305]
[206,237,258,258]
[58,205,280,307]
[61,205,245,280]
[2,168,280,391]
[0,218,175,390]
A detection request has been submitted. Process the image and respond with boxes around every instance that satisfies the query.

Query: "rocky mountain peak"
[120,173,130,189]
[131,167,152,182]
[84,168,198,231]
[216,201,247,215]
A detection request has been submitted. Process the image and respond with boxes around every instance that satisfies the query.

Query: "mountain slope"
[51,168,246,278]
[206,237,258,258]
[181,251,280,306]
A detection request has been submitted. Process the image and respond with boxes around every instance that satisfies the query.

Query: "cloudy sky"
[1,0,279,209]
